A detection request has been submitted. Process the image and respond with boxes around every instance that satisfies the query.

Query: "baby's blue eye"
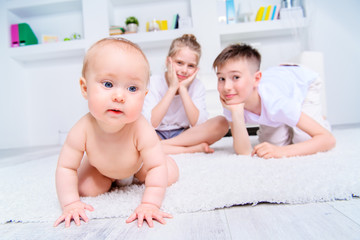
[103,82,113,88]
[128,86,137,92]
[218,77,225,82]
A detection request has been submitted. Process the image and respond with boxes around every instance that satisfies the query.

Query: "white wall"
[306,0,360,125]
[1,0,359,149]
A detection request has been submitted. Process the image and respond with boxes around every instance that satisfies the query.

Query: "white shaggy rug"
[1,127,360,224]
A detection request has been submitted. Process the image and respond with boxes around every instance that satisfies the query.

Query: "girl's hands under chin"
[165,57,179,90]
[179,67,199,90]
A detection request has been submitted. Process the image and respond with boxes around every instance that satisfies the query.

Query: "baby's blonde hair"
[167,34,201,64]
[82,37,150,79]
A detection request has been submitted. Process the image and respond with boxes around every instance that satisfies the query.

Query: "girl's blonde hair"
[167,34,201,64]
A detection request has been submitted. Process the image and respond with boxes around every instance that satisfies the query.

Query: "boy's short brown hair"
[213,43,261,72]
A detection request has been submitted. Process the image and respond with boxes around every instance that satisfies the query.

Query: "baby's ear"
[79,77,88,99]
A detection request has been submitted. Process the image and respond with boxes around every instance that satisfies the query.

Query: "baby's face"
[83,44,149,129]
[171,47,198,81]
[216,59,258,105]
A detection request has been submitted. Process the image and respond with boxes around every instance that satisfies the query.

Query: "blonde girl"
[142,34,228,154]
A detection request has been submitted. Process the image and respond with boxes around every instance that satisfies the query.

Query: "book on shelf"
[171,14,179,29]
[255,6,265,21]
[264,5,272,20]
[109,26,125,36]
[226,0,236,24]
[255,5,280,22]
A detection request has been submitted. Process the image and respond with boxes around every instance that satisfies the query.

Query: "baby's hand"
[126,203,172,228]
[53,200,94,228]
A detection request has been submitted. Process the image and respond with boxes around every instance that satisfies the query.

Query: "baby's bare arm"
[127,118,170,227]
[54,117,94,227]
[140,137,168,208]
[56,124,85,208]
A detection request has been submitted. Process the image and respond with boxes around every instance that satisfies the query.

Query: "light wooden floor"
[1,139,360,239]
[1,200,360,239]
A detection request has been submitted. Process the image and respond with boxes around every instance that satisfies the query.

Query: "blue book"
[226,0,236,24]
[271,5,277,20]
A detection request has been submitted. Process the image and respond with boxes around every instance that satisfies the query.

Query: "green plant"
[125,16,139,26]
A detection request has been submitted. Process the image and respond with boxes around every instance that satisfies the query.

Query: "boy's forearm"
[231,109,252,155]
[281,133,336,157]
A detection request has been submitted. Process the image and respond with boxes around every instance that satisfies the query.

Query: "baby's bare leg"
[166,155,179,185]
[135,156,179,186]
[77,155,113,197]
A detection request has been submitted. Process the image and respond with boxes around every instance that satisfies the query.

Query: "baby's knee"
[78,176,112,197]
[166,156,179,186]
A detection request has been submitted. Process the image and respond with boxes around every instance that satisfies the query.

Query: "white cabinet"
[6,0,85,62]
[5,0,307,64]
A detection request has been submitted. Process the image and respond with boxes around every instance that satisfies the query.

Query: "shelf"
[6,0,82,18]
[118,28,194,49]
[8,39,86,63]
[110,0,182,7]
[219,18,308,42]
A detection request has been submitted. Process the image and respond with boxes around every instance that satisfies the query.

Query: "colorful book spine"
[255,6,265,21]
[273,5,280,20]
[271,5,277,20]
[226,0,236,24]
[256,5,280,21]
[264,5,272,20]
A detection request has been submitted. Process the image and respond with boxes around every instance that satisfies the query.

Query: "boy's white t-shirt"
[142,74,208,131]
[223,66,318,127]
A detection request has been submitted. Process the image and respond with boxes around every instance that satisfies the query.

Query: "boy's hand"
[126,203,172,228]
[252,142,283,159]
[53,200,94,228]
[220,97,245,112]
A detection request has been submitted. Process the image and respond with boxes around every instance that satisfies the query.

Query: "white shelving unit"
[219,18,307,42]
[8,39,86,62]
[6,0,84,63]
[5,0,307,63]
